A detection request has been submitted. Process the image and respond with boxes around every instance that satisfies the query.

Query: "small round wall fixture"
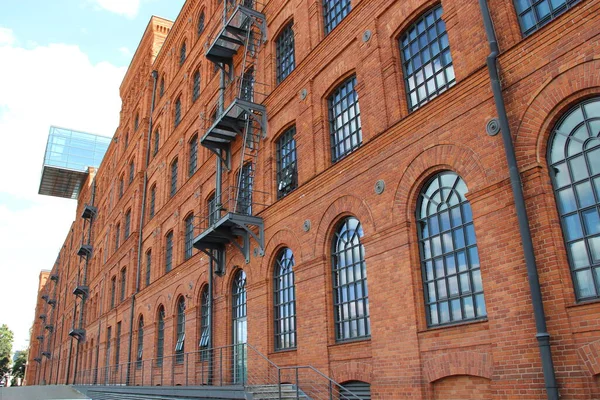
[303,220,311,232]
[363,30,372,42]
[300,88,308,100]
[486,118,501,136]
[375,179,385,195]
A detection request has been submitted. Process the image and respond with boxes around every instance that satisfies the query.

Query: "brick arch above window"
[423,351,493,383]
[312,194,376,260]
[392,144,489,225]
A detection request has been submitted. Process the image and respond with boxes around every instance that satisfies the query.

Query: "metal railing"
[73,343,362,399]
[194,186,270,233]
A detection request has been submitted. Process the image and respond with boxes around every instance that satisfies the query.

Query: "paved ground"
[0,386,89,400]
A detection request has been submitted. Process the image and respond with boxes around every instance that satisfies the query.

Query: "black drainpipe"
[125,69,159,385]
[478,1,559,399]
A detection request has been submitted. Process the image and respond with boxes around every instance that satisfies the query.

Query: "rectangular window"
[323,0,351,34]
[124,210,131,239]
[514,0,580,36]
[236,163,253,215]
[276,126,298,199]
[240,68,254,102]
[189,135,198,177]
[276,22,295,84]
[120,269,126,302]
[185,215,195,260]
[149,186,156,219]
[207,194,218,226]
[400,5,455,111]
[170,159,178,197]
[165,232,173,272]
[119,178,124,199]
[329,76,362,162]
[145,250,152,287]
[174,98,182,127]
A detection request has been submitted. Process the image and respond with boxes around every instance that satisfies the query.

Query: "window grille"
[274,248,297,350]
[180,42,186,66]
[110,277,116,309]
[199,286,210,360]
[120,268,126,302]
[514,0,581,36]
[136,317,144,368]
[276,126,297,198]
[417,171,487,326]
[165,231,173,272]
[189,135,198,177]
[331,217,370,341]
[149,185,156,219]
[129,161,134,184]
[124,210,131,239]
[156,306,165,366]
[170,158,178,197]
[145,250,151,287]
[328,76,361,162]
[547,98,600,300]
[198,12,205,36]
[236,163,253,215]
[185,214,194,260]
[175,297,186,363]
[193,71,201,102]
[323,0,351,34]
[276,22,295,84]
[153,129,160,156]
[399,5,455,112]
[174,97,182,127]
[115,322,121,365]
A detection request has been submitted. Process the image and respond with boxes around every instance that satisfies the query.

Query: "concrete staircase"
[246,384,308,399]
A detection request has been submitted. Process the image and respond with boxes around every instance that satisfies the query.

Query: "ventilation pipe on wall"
[478,1,559,398]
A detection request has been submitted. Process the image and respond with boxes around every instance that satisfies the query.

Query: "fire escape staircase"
[195,0,267,269]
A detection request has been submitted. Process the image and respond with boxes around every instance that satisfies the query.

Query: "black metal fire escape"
[194,0,268,271]
[70,191,97,343]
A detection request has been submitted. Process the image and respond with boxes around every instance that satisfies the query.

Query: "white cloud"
[93,0,141,18]
[0,27,15,45]
[119,46,132,57]
[0,28,126,351]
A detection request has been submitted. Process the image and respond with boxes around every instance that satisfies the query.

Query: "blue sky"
[0,0,184,353]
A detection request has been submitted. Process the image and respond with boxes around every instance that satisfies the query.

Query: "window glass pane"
[549,98,600,300]
[400,5,454,111]
[329,76,362,162]
[417,172,486,327]
[274,248,297,350]
[514,0,582,36]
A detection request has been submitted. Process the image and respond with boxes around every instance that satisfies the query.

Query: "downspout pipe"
[125,69,159,386]
[478,1,559,399]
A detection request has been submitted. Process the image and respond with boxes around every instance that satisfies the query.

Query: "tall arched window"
[179,41,187,66]
[417,171,486,326]
[332,217,370,341]
[274,248,296,350]
[156,306,165,366]
[136,316,144,368]
[175,297,186,363]
[232,270,247,383]
[184,213,195,260]
[197,12,205,36]
[199,286,209,360]
[548,98,600,300]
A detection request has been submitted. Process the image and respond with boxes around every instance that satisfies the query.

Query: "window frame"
[184,213,195,260]
[275,21,295,84]
[189,134,198,177]
[175,297,186,363]
[174,97,182,128]
[192,71,201,102]
[170,158,179,197]
[179,41,187,66]
[274,247,297,351]
[145,250,152,287]
[136,316,144,368]
[124,209,131,239]
[165,231,174,272]
[328,75,362,163]
[276,126,298,199]
[331,217,371,342]
[514,0,581,36]
[120,268,126,302]
[156,306,165,366]
[416,171,487,327]
[399,5,456,112]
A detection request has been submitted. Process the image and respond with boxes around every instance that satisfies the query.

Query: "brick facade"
[27,0,600,398]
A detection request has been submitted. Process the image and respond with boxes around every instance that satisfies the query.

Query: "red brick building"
[27,0,600,398]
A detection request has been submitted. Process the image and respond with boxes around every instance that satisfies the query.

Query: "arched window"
[184,213,195,260]
[165,231,174,272]
[156,306,165,366]
[134,113,139,131]
[174,97,182,127]
[175,297,186,363]
[199,286,209,359]
[340,380,371,400]
[145,250,152,287]
[329,76,362,162]
[274,248,296,350]
[399,4,455,111]
[153,128,160,156]
[179,41,187,66]
[547,98,600,300]
[417,171,486,326]
[120,267,126,301]
[159,76,165,98]
[232,270,247,383]
[275,21,295,84]
[192,71,201,102]
[189,134,198,177]
[331,217,370,341]
[197,12,205,36]
[136,316,144,368]
[170,158,179,197]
